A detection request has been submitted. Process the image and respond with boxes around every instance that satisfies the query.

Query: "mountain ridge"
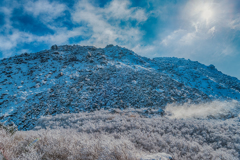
[0,44,240,130]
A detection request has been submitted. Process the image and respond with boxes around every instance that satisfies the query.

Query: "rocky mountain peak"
[0,44,240,130]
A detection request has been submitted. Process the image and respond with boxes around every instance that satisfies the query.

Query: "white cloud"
[179,32,197,45]
[0,0,90,56]
[0,0,148,58]
[72,0,147,48]
[104,0,147,21]
[0,29,38,52]
[160,30,184,46]
[134,0,240,62]
[0,26,86,50]
[221,45,235,56]
[24,0,66,21]
[0,6,11,15]
[159,29,197,48]
[208,26,216,35]
[230,16,240,30]
[38,27,87,44]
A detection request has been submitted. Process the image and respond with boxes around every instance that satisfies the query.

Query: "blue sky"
[0,0,240,79]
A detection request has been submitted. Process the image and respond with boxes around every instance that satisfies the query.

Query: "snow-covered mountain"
[1,44,240,130]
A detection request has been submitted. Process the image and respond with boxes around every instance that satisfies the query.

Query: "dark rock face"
[51,44,58,50]
[53,51,60,55]
[208,64,216,70]
[0,44,240,130]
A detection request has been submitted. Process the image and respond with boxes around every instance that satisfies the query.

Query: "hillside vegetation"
[1,101,240,159]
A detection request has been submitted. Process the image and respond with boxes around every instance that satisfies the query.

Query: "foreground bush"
[34,109,240,160]
[1,103,240,160]
[0,128,138,160]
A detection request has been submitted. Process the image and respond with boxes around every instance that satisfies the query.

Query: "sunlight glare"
[186,1,216,25]
[201,4,214,24]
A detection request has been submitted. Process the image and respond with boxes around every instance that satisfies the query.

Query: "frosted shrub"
[1,101,240,159]
[32,107,240,160]
[0,128,138,160]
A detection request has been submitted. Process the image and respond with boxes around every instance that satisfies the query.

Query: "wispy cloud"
[0,0,147,57]
[230,15,240,30]
[134,0,240,79]
[24,0,66,20]
[72,0,147,47]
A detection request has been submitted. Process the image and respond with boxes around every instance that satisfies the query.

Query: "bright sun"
[201,5,214,23]
[186,1,216,25]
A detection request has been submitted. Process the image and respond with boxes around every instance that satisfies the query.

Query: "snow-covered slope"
[0,44,240,130]
[153,57,240,99]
